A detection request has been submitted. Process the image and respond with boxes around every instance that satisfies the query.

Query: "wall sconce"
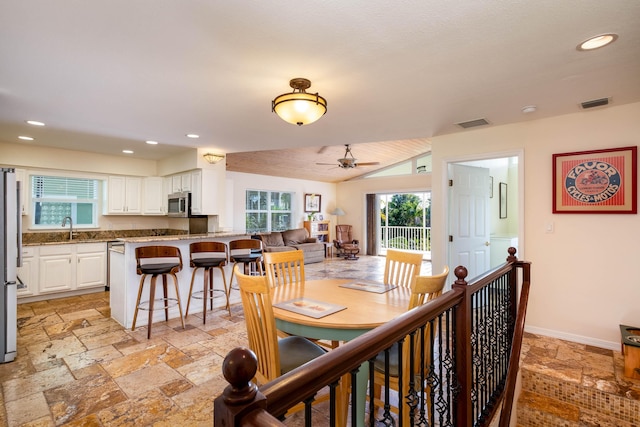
[203,153,225,164]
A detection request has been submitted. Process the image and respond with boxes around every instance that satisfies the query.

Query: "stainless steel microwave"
[167,191,191,217]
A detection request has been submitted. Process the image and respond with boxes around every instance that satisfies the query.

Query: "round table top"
[271,278,411,330]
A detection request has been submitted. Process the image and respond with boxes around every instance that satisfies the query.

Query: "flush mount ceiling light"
[577,33,618,51]
[272,78,327,126]
[203,153,225,164]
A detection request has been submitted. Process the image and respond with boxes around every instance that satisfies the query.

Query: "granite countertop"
[22,229,250,246]
[115,231,249,243]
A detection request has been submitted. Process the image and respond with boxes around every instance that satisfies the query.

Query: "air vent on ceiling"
[456,118,490,129]
[580,97,609,109]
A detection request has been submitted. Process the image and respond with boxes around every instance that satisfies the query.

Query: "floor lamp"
[331,207,345,225]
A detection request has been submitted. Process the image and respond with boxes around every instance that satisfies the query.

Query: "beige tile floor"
[3,254,636,426]
[0,255,414,426]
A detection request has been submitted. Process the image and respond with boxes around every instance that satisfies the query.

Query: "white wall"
[225,171,337,233]
[431,102,640,349]
[1,141,159,176]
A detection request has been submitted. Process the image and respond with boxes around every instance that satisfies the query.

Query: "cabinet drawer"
[76,242,106,253]
[21,246,38,257]
[39,244,73,256]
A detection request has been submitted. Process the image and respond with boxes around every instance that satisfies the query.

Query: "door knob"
[485,241,490,246]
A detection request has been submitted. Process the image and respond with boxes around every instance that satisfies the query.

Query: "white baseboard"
[524,325,620,351]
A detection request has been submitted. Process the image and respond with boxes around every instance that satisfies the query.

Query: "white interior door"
[448,164,491,281]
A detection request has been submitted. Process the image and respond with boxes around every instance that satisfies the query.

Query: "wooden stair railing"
[499,254,531,427]
[215,248,531,427]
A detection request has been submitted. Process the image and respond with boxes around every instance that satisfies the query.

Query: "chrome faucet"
[61,216,75,240]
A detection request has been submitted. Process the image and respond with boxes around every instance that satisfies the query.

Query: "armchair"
[333,224,360,260]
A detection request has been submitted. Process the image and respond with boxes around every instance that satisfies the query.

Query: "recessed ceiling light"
[18,136,34,141]
[577,33,618,51]
[521,105,537,114]
[122,150,134,154]
[26,120,45,126]
[145,140,158,145]
[186,134,200,139]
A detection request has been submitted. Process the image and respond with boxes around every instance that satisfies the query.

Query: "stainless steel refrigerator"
[1,168,20,363]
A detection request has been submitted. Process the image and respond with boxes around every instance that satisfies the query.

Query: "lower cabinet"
[24,243,106,298]
[17,246,38,297]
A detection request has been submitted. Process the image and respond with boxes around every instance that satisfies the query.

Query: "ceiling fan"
[316,144,381,169]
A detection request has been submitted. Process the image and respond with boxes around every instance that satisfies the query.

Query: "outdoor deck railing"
[380,225,431,252]
[214,248,531,427]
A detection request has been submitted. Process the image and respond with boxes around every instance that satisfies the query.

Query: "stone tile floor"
[2,254,637,426]
[0,255,402,426]
[517,333,640,426]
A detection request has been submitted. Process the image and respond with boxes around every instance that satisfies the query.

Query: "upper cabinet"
[105,176,142,214]
[171,173,191,193]
[142,177,165,215]
[190,168,224,215]
[166,169,223,216]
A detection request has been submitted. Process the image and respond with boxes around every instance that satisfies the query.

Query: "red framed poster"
[552,146,637,214]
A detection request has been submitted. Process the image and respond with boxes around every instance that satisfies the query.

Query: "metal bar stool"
[132,245,185,339]
[228,239,264,294]
[186,241,230,321]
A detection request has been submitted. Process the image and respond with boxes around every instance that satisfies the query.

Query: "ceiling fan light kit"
[272,78,327,126]
[316,144,381,169]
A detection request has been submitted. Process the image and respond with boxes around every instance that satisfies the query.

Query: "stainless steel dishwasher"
[106,241,125,290]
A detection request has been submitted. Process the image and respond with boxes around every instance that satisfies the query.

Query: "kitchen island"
[109,232,250,329]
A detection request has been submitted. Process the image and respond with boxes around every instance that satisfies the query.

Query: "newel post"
[452,265,472,427]
[214,347,267,427]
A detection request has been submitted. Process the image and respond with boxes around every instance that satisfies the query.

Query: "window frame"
[245,189,294,233]
[30,173,101,230]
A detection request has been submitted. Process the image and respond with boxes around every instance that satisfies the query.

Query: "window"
[31,175,99,228]
[246,190,293,233]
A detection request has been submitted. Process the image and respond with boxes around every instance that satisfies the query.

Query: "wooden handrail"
[260,288,465,416]
[499,260,531,426]
[215,248,530,427]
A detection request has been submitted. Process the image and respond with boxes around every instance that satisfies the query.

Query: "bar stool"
[186,241,230,321]
[132,246,185,339]
[228,239,264,294]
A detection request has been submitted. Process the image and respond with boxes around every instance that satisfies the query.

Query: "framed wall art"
[552,146,637,214]
[304,193,321,213]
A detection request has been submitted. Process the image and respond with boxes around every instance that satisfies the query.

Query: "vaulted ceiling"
[1,1,639,181]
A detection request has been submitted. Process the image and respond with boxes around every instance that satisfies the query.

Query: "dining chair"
[263,250,305,287]
[372,265,450,425]
[234,265,330,414]
[383,249,424,289]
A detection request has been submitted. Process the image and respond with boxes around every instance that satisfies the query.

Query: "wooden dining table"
[271,278,412,427]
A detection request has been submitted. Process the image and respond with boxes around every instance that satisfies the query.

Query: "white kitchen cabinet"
[142,177,165,215]
[190,168,224,215]
[17,246,38,297]
[190,169,203,214]
[39,245,74,294]
[106,176,142,214]
[171,173,191,193]
[15,168,28,216]
[76,243,106,289]
[37,243,106,295]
